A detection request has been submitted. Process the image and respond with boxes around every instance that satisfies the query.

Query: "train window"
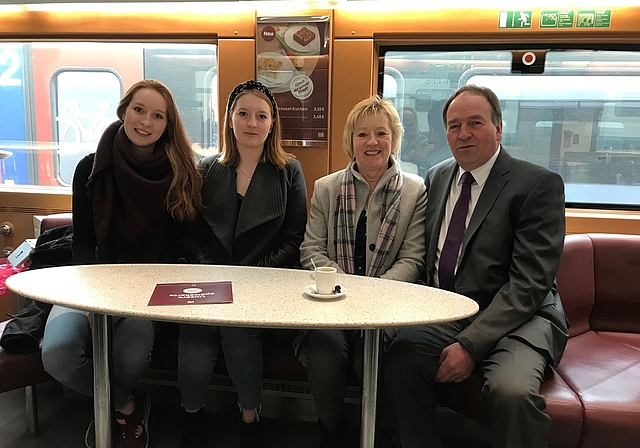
[381,48,640,210]
[0,42,217,188]
[52,69,122,186]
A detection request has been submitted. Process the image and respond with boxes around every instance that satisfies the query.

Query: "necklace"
[237,166,254,180]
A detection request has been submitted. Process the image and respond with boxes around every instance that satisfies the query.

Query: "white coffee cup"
[314,266,337,295]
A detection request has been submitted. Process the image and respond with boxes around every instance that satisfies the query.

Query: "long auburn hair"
[219,85,293,169]
[117,79,202,221]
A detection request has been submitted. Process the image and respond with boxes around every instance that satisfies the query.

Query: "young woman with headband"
[178,80,308,448]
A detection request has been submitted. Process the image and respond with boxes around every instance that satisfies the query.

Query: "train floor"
[0,381,491,448]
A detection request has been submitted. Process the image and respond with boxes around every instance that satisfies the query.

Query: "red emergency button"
[522,51,536,66]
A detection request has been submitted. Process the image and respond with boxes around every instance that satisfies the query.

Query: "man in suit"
[383,85,568,448]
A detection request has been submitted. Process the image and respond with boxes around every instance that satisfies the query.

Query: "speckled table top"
[7,264,478,329]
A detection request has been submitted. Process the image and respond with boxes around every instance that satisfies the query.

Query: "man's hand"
[434,342,475,383]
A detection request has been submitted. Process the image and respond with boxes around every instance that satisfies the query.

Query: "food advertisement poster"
[257,19,329,144]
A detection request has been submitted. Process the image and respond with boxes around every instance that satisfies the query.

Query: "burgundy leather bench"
[0,213,71,434]
[435,233,640,448]
[0,319,53,434]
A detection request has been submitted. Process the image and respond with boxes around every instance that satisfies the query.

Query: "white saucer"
[304,284,345,300]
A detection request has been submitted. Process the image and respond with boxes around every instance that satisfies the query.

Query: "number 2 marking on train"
[0,50,22,87]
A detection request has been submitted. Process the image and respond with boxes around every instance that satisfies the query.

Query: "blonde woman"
[299,96,427,447]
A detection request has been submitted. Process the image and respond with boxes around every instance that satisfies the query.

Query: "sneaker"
[179,408,207,448]
[85,420,96,448]
[115,390,150,448]
[84,418,122,448]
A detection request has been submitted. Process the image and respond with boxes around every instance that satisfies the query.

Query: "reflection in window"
[53,70,121,186]
[380,49,640,209]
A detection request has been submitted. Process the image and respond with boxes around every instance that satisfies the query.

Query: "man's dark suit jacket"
[424,148,569,366]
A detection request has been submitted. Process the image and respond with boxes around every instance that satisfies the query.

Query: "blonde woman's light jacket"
[300,158,427,283]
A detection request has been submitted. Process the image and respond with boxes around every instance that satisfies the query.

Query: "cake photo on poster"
[277,23,321,56]
[293,26,316,47]
[256,52,295,88]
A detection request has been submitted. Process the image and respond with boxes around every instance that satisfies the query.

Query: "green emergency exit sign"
[498,11,533,29]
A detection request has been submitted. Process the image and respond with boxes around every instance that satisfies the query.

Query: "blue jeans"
[178,324,263,412]
[306,329,363,432]
[41,305,157,411]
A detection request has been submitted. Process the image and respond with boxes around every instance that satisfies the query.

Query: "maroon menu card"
[148,281,233,306]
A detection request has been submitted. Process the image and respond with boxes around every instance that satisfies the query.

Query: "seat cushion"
[555,330,640,448]
[261,329,307,382]
[596,331,640,350]
[556,234,595,338]
[588,233,640,334]
[434,368,583,448]
[39,213,73,234]
[540,368,583,448]
[0,320,52,393]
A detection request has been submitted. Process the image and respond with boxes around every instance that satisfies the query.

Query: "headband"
[227,80,277,113]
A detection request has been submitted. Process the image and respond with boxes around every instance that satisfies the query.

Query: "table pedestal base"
[360,328,381,448]
[92,313,112,448]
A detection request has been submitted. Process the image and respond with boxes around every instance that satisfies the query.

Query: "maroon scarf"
[87,120,174,262]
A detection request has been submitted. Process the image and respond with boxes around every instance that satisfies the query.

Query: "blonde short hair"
[342,96,404,160]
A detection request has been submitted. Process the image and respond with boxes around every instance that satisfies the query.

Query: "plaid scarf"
[334,161,403,277]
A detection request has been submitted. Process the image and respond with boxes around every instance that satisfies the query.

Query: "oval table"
[7,264,478,448]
